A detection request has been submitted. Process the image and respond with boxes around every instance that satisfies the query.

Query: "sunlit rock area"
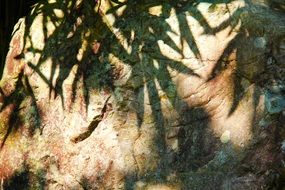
[0,0,285,189]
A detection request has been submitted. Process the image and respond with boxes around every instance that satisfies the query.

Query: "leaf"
[208,4,217,13]
[110,0,124,5]
[106,4,125,14]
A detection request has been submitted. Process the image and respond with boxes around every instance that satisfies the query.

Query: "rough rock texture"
[0,0,285,189]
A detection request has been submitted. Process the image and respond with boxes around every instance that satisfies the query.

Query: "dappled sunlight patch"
[28,15,45,51]
[158,40,183,61]
[166,31,182,51]
[53,9,65,19]
[45,17,57,38]
[209,85,262,148]
[134,181,181,190]
[26,57,57,100]
[196,1,245,29]
[165,9,180,36]
[108,53,132,86]
[156,4,242,80]
[148,5,163,17]
[76,38,88,61]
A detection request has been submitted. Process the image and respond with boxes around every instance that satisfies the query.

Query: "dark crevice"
[71,95,111,143]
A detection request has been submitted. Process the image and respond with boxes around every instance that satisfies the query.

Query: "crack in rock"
[71,96,111,143]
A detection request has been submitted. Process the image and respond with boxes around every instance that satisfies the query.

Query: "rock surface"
[0,0,285,189]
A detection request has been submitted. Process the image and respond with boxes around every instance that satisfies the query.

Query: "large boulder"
[0,0,285,189]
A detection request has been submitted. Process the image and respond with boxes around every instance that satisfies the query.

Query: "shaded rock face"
[1,0,285,189]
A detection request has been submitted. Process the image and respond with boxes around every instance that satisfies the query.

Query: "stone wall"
[0,0,285,189]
